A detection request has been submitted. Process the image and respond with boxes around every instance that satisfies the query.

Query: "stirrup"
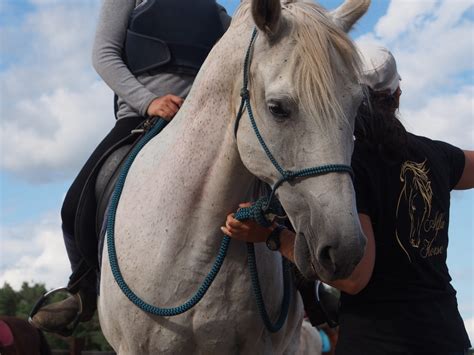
[28,287,83,337]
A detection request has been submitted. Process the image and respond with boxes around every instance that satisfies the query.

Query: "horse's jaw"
[278,175,366,282]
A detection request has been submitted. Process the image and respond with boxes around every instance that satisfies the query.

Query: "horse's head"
[233,0,370,281]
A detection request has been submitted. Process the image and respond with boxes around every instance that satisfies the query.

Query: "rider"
[30,0,230,334]
[222,44,473,354]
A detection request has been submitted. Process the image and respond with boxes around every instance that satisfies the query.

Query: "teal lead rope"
[236,198,292,333]
[107,118,231,317]
[107,117,291,331]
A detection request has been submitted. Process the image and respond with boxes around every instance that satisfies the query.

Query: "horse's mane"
[235,1,362,134]
[287,2,361,132]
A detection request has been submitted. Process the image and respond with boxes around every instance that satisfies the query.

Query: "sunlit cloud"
[356,0,474,148]
[0,1,112,182]
[0,213,69,290]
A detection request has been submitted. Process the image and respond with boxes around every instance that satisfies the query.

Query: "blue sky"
[1,0,473,340]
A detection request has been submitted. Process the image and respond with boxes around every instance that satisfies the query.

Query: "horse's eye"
[268,102,290,118]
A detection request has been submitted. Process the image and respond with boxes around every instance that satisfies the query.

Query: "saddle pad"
[0,320,14,347]
[75,130,143,268]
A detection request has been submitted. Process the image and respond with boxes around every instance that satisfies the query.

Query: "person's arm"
[92,0,183,119]
[273,214,375,294]
[326,214,375,294]
[454,150,474,190]
[222,209,375,295]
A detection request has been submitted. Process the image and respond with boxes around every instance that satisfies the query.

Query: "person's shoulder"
[406,132,433,145]
[353,139,377,160]
[352,139,378,168]
[354,138,373,153]
[407,133,461,154]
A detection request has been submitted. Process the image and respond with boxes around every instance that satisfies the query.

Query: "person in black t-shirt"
[333,44,473,354]
[222,44,474,354]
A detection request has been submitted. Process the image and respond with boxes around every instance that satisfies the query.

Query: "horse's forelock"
[286,2,362,133]
[235,1,362,134]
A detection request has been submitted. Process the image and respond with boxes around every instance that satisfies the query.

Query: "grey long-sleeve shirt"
[92,0,231,120]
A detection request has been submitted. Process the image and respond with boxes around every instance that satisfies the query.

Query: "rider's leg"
[30,117,145,333]
[29,228,98,333]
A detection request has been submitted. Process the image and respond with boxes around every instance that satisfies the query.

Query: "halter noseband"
[234,28,353,209]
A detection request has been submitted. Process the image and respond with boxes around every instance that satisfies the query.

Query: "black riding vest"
[124,0,225,75]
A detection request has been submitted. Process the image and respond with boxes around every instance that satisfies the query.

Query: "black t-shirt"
[336,133,470,354]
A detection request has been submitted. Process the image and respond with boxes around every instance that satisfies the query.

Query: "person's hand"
[220,202,274,243]
[146,94,184,120]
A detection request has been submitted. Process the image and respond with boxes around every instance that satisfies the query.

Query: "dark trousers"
[61,116,145,290]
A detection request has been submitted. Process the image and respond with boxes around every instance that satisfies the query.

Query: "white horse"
[99,0,370,353]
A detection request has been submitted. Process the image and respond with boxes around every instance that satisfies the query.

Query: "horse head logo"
[396,160,433,253]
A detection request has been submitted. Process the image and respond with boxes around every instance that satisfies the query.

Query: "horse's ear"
[251,0,282,37]
[330,0,371,32]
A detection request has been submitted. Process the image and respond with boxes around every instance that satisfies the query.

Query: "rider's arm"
[92,0,159,117]
[454,150,474,190]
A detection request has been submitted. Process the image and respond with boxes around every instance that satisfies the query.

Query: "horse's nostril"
[318,245,337,273]
[319,245,330,262]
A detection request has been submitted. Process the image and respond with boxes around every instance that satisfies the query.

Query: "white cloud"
[401,86,474,148]
[1,82,112,182]
[465,317,474,345]
[0,1,113,182]
[356,0,474,148]
[0,213,69,290]
[375,0,439,41]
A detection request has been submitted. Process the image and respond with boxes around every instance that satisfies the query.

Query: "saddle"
[74,121,151,269]
[0,320,14,347]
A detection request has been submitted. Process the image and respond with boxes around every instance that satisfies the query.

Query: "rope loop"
[240,88,250,100]
[282,170,293,180]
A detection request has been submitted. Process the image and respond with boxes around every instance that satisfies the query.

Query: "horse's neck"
[138,23,256,239]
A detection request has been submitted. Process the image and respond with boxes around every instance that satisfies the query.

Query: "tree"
[16,282,47,318]
[0,282,18,316]
[0,282,112,351]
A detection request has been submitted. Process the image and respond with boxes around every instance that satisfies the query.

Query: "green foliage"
[0,282,18,315]
[16,282,47,318]
[0,282,112,351]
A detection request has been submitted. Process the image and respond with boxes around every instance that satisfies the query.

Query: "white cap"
[358,43,401,94]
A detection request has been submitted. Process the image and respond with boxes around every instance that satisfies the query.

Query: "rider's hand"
[147,94,184,120]
[221,202,275,243]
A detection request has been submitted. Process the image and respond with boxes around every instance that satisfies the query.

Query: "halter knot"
[240,88,250,100]
[282,170,294,181]
[235,197,272,228]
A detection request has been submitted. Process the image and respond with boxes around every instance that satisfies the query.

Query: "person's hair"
[354,87,408,162]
